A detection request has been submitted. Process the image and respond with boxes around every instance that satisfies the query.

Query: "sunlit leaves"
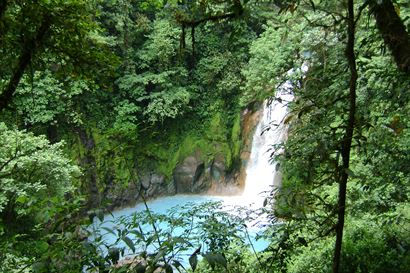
[88,201,262,271]
[0,123,80,218]
[189,252,198,271]
[13,70,88,125]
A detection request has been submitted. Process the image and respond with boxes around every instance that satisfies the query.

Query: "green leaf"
[36,241,49,252]
[96,209,104,222]
[189,253,198,272]
[101,227,116,236]
[16,195,29,204]
[122,236,136,253]
[203,253,227,269]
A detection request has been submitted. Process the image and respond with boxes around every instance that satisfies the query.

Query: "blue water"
[89,194,270,262]
[88,96,293,265]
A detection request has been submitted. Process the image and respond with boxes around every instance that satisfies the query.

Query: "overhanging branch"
[0,15,51,111]
[370,0,410,73]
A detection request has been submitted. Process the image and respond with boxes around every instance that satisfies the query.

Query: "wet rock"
[211,159,225,181]
[173,156,204,193]
[167,179,176,195]
[139,171,167,197]
[235,104,263,189]
[140,173,151,190]
[192,165,212,192]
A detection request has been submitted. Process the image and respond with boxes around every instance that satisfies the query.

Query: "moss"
[130,110,239,179]
[206,112,227,141]
[231,113,242,161]
[64,107,243,200]
[152,122,231,178]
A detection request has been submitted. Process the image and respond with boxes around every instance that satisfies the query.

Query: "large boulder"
[173,153,243,195]
[173,156,205,193]
[192,164,212,193]
[140,171,173,197]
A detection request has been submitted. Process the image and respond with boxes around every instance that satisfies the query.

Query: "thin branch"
[354,1,369,27]
[0,15,51,111]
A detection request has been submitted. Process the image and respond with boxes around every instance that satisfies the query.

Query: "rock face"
[91,103,263,210]
[172,154,234,194]
[141,172,174,197]
[104,170,175,210]
[234,103,263,190]
[167,104,262,198]
[173,155,205,193]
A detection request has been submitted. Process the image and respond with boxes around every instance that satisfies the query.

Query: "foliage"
[87,201,263,273]
[0,0,116,111]
[0,123,80,225]
[248,1,410,272]
[0,123,95,273]
[1,0,410,272]
[13,70,90,126]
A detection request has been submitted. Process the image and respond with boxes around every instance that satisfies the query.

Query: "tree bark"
[371,0,410,73]
[0,0,8,20]
[332,0,357,272]
[191,26,195,59]
[0,15,51,111]
[176,0,243,27]
[77,127,100,209]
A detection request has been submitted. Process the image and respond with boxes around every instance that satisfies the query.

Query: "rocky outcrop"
[173,155,206,193]
[172,153,237,195]
[168,103,262,197]
[104,170,176,210]
[234,103,263,190]
[141,171,176,197]
[81,103,263,211]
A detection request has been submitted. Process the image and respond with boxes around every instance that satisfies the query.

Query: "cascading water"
[221,89,293,210]
[89,90,293,260]
[241,94,291,205]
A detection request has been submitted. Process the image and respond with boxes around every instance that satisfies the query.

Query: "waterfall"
[240,90,293,207]
[90,91,294,257]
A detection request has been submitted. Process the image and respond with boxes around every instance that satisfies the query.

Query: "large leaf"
[122,236,136,253]
[203,253,227,269]
[101,227,116,236]
[189,253,198,272]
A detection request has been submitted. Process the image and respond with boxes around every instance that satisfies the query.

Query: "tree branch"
[0,0,8,21]
[370,0,410,73]
[0,15,51,111]
[332,0,357,271]
[176,0,244,27]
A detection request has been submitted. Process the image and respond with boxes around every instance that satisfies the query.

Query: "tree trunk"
[332,0,357,272]
[0,15,51,111]
[0,0,8,20]
[77,128,100,208]
[191,26,196,63]
[371,0,410,73]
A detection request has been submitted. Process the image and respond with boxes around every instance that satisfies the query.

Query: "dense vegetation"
[1,0,409,272]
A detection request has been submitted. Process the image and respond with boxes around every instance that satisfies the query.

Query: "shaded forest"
[0,0,409,272]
